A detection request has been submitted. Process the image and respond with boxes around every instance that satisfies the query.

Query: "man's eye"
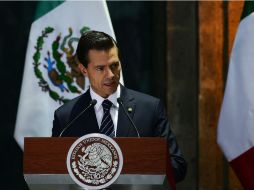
[111,63,119,69]
[96,67,104,71]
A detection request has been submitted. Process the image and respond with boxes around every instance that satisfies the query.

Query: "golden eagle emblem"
[33,26,90,104]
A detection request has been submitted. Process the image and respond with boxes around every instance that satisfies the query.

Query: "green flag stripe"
[241,1,254,20]
[34,1,64,21]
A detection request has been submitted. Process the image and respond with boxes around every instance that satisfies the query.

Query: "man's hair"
[76,30,119,68]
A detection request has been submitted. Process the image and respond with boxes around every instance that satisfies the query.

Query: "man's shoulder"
[55,91,88,113]
[123,86,160,104]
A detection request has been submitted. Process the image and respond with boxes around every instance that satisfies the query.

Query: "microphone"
[117,98,140,137]
[59,99,97,137]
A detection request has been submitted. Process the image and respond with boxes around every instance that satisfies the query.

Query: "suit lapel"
[116,86,136,137]
[70,89,99,136]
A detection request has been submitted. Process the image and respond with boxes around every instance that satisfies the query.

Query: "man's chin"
[103,87,117,96]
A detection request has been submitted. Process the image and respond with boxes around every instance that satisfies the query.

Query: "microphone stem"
[59,100,96,137]
[118,100,140,138]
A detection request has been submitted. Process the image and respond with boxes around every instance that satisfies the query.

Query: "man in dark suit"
[52,30,187,183]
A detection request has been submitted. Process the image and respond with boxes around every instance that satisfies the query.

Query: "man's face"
[79,46,121,98]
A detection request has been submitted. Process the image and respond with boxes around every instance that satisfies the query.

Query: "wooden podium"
[24,137,175,190]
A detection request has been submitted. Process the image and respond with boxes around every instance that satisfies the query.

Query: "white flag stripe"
[33,2,115,40]
[14,1,116,149]
[217,12,254,161]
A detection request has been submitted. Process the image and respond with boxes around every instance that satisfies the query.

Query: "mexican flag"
[217,2,254,189]
[14,1,117,149]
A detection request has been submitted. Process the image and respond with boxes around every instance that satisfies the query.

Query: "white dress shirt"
[90,85,120,136]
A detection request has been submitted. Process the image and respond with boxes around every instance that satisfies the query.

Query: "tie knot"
[102,99,112,111]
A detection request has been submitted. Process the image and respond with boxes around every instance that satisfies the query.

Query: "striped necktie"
[99,99,115,137]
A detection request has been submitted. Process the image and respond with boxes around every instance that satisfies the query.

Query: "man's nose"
[105,67,114,78]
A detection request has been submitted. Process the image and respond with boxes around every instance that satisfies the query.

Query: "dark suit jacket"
[52,85,187,182]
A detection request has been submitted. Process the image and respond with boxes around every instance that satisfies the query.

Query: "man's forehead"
[91,59,120,66]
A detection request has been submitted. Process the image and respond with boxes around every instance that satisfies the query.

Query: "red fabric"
[230,147,254,190]
[166,162,176,190]
[166,149,176,190]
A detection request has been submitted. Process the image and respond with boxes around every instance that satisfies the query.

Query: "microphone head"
[117,97,122,104]
[91,99,97,106]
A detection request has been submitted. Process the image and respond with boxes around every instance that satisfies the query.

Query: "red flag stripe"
[230,147,254,190]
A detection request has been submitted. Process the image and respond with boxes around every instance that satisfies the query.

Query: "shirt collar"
[90,85,120,111]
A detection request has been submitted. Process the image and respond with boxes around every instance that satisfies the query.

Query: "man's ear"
[78,63,88,77]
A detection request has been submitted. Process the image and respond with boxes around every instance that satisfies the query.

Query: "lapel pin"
[128,107,133,113]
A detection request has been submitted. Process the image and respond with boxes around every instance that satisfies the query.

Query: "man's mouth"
[104,81,115,87]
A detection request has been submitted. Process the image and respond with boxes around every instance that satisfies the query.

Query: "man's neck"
[89,85,120,109]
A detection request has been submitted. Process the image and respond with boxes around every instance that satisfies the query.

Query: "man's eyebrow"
[94,64,105,67]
